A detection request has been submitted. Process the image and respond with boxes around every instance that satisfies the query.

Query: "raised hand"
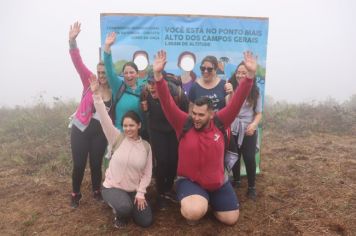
[105,32,116,48]
[224,81,233,95]
[89,74,100,95]
[152,50,167,81]
[69,21,81,41]
[243,51,258,79]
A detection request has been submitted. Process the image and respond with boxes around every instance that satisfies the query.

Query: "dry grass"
[0,96,355,235]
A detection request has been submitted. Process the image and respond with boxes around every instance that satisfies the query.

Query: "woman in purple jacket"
[68,22,112,208]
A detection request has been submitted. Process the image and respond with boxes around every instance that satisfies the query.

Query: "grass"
[0,95,355,235]
[263,95,356,136]
[0,95,355,177]
[0,99,76,174]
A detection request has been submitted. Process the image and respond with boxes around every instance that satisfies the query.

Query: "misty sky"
[0,0,355,107]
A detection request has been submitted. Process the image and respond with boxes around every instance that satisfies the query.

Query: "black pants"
[232,131,257,188]
[149,130,178,194]
[71,119,107,193]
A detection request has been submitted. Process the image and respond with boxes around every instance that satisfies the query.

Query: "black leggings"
[71,119,107,193]
[232,132,257,188]
[149,130,178,194]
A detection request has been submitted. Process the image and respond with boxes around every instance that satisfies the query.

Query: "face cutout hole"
[180,55,195,72]
[134,54,149,71]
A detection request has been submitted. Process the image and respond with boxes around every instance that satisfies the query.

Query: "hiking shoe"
[247,187,257,201]
[93,190,103,202]
[113,216,127,229]
[163,190,178,203]
[231,180,241,188]
[70,192,82,208]
[157,195,168,210]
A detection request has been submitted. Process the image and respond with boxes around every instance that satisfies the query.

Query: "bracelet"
[69,40,77,49]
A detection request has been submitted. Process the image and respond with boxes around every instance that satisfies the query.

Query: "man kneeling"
[152,50,256,225]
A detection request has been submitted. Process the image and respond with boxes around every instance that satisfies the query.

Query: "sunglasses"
[200,66,214,73]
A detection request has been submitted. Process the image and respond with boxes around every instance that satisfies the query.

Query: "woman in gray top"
[228,61,262,201]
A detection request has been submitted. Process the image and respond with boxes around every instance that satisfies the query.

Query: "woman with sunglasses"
[188,55,233,112]
[68,22,112,208]
[228,62,262,200]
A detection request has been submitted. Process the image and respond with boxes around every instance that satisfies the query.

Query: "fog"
[0,0,355,107]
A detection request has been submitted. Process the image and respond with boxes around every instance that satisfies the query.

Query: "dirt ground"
[0,131,355,236]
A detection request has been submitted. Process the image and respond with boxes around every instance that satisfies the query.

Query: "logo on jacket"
[214,133,220,141]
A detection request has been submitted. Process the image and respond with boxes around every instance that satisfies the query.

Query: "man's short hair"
[194,96,214,110]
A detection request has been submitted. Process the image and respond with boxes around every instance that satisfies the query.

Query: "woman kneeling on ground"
[90,74,153,229]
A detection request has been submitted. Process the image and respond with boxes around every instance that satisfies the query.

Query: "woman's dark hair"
[201,55,218,70]
[122,61,139,73]
[132,50,149,62]
[189,71,197,82]
[178,51,196,68]
[121,110,141,127]
[228,61,260,112]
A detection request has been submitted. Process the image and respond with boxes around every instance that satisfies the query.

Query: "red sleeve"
[156,79,189,137]
[216,78,253,129]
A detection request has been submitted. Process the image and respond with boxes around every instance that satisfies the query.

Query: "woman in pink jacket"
[90,74,153,229]
[68,22,112,208]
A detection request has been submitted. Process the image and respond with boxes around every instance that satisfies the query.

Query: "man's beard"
[193,119,210,131]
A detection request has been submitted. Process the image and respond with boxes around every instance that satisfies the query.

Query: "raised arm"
[103,32,122,92]
[217,51,257,128]
[89,74,120,145]
[68,21,92,89]
[153,50,188,134]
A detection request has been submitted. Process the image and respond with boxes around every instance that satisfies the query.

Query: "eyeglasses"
[200,66,214,73]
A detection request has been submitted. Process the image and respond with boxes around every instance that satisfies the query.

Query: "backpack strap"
[178,116,193,141]
[112,134,150,157]
[113,82,127,109]
[214,116,239,157]
[141,139,150,156]
[176,85,183,106]
[112,133,125,154]
[213,116,228,150]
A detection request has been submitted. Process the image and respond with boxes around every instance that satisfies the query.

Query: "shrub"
[263,95,356,136]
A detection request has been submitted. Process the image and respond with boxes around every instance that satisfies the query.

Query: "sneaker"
[247,187,257,201]
[93,190,103,202]
[157,195,168,210]
[163,190,178,203]
[70,192,82,208]
[113,216,127,229]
